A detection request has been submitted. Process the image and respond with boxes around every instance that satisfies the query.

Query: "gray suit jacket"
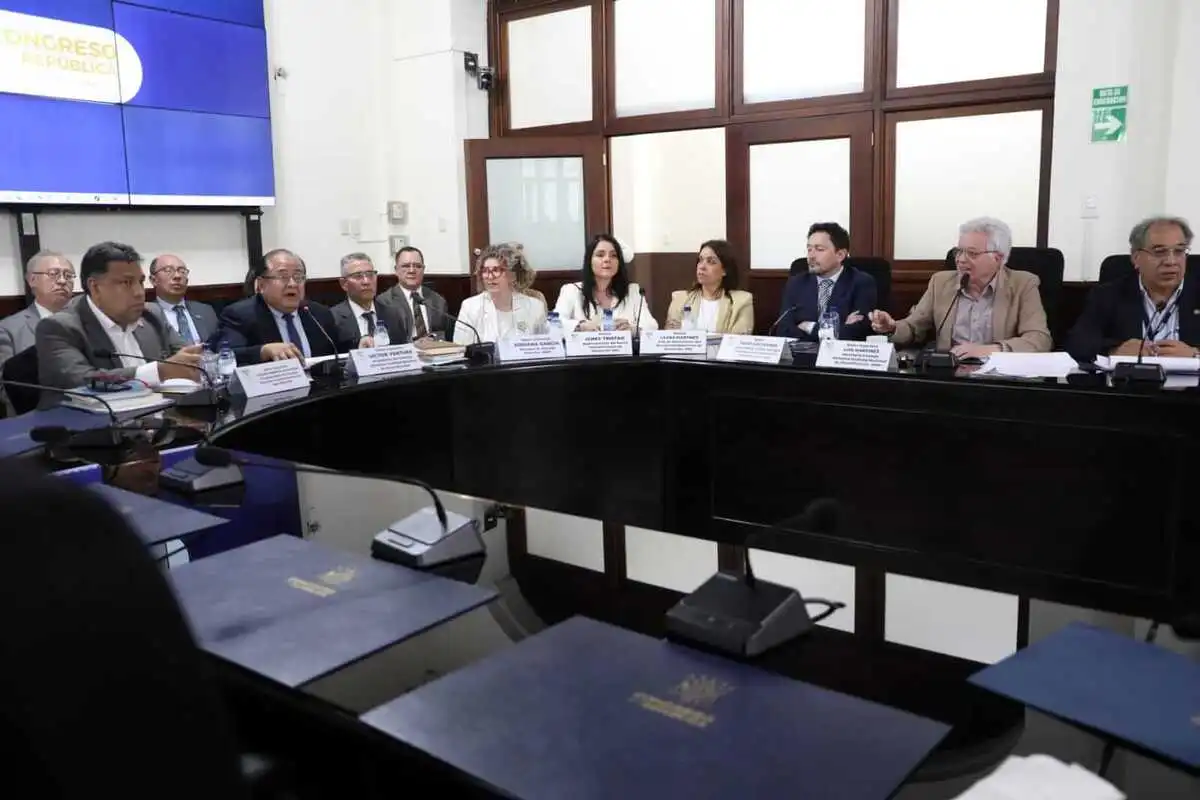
[0,305,42,371]
[154,297,217,344]
[329,298,410,346]
[36,297,184,405]
[377,284,448,337]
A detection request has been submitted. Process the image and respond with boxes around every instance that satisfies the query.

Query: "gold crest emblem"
[318,566,356,586]
[669,674,735,709]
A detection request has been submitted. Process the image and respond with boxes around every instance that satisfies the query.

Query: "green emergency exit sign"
[1091,86,1127,143]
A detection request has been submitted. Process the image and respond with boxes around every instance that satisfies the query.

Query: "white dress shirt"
[695,297,721,332]
[453,292,547,345]
[34,302,54,319]
[399,287,430,336]
[348,298,379,337]
[1139,278,1183,341]
[87,297,161,386]
[268,304,312,357]
[155,296,200,343]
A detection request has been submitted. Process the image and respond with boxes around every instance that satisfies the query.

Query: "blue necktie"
[282,312,307,356]
[173,305,195,344]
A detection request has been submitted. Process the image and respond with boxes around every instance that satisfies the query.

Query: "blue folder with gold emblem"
[361,616,949,799]
[970,622,1200,771]
[88,483,230,547]
[169,534,497,688]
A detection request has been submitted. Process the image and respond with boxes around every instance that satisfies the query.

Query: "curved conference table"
[206,353,1200,777]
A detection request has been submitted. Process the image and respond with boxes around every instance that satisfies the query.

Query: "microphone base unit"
[172,386,225,408]
[787,341,819,367]
[1112,361,1165,386]
[371,506,485,569]
[664,570,814,658]
[159,456,245,494]
[465,342,496,366]
[918,349,958,373]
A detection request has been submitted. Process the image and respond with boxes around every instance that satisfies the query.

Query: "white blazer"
[553,282,658,333]
[453,291,548,345]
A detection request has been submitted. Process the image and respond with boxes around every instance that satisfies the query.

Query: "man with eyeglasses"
[869,216,1051,356]
[215,248,350,364]
[0,251,76,376]
[377,246,448,340]
[149,254,217,345]
[1068,216,1198,362]
[330,253,408,348]
[35,241,203,403]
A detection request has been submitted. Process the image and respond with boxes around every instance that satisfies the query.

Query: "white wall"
[0,214,19,296]
[1048,0,1191,280]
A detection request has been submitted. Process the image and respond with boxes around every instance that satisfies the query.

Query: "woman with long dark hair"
[553,234,658,333]
[665,239,754,334]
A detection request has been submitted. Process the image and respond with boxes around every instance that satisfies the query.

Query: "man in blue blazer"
[777,222,877,340]
[1067,216,1198,362]
[214,248,354,364]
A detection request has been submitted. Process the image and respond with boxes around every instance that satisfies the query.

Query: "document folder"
[970,622,1200,771]
[88,483,230,547]
[169,534,497,688]
[362,616,948,800]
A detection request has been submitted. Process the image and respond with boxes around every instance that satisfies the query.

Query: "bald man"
[149,254,217,345]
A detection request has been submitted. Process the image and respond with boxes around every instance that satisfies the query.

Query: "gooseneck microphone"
[0,378,119,425]
[413,294,494,365]
[92,348,221,407]
[934,272,971,347]
[768,305,799,336]
[193,445,449,534]
[629,284,644,343]
[414,294,481,344]
[300,305,347,377]
[919,272,970,371]
[1114,296,1177,384]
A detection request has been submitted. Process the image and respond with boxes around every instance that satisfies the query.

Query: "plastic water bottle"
[200,345,219,384]
[601,308,615,332]
[217,341,237,385]
[818,306,841,341]
[546,311,563,340]
[373,322,390,348]
[681,305,695,331]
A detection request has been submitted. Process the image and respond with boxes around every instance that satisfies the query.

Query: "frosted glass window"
[610,128,726,254]
[743,0,866,103]
[893,111,1041,260]
[625,527,718,593]
[749,138,850,269]
[614,0,716,117]
[525,509,605,572]
[507,7,593,129]
[750,552,856,633]
[885,574,1019,664]
[486,157,585,267]
[896,0,1047,88]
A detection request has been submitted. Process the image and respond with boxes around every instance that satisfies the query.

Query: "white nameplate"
[815,339,896,372]
[230,359,310,398]
[349,343,421,377]
[565,330,634,357]
[640,330,707,355]
[715,334,786,365]
[498,334,566,363]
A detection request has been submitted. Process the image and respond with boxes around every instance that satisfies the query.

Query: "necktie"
[173,305,195,344]
[363,310,376,335]
[282,312,307,356]
[817,279,834,318]
[411,292,428,338]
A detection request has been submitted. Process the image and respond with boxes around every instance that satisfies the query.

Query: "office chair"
[1,345,41,414]
[0,460,287,798]
[844,257,892,312]
[1099,253,1199,284]
[942,246,1065,338]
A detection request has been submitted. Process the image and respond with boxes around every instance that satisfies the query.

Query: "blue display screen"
[0,0,274,206]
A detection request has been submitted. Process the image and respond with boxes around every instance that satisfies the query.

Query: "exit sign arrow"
[1094,115,1123,136]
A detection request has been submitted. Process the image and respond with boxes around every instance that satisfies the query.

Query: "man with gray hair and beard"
[869,216,1051,357]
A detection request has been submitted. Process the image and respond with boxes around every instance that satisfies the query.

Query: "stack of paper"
[975,352,1079,379]
[416,339,467,365]
[954,755,1124,799]
[1096,355,1200,374]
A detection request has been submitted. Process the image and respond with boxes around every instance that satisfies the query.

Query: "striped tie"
[173,305,195,344]
[817,279,834,318]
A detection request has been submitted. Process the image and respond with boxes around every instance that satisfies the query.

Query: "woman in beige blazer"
[665,240,754,334]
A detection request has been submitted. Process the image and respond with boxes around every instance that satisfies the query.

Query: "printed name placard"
[815,339,896,372]
[349,343,422,377]
[498,334,566,363]
[640,330,707,356]
[231,359,310,398]
[715,334,786,365]
[565,330,634,358]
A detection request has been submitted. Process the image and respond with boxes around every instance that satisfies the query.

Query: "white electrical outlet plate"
[389,235,410,254]
[387,201,408,223]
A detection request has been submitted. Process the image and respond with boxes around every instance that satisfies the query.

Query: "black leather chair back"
[1099,253,1200,284]
[1,345,41,415]
[942,246,1064,340]
[844,257,892,312]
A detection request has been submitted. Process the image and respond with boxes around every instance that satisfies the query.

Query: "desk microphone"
[920,272,969,371]
[301,305,346,376]
[193,445,448,534]
[630,285,645,350]
[1113,297,1175,385]
[768,305,799,336]
[92,348,221,407]
[0,378,119,426]
[413,294,494,365]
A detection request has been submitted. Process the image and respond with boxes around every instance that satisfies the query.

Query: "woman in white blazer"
[554,234,658,333]
[453,243,547,345]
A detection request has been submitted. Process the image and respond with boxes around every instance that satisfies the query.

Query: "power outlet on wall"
[1081,196,1100,220]
[389,234,409,254]
[387,201,408,224]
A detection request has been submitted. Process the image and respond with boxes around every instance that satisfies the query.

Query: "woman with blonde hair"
[453,243,547,344]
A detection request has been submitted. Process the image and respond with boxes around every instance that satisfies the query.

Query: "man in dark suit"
[377,246,449,340]
[35,242,202,404]
[329,252,409,347]
[1068,216,1198,362]
[778,222,876,340]
[215,248,351,364]
[149,254,218,345]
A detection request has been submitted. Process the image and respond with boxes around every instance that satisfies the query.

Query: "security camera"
[477,67,495,92]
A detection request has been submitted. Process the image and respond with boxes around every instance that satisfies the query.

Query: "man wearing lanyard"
[1067,216,1199,363]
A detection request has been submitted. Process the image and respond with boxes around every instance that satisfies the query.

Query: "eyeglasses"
[262,273,307,285]
[31,270,76,283]
[154,265,189,276]
[479,265,508,277]
[1138,247,1190,260]
[953,248,999,261]
[345,270,378,281]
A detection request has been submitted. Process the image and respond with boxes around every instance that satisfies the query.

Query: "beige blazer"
[892,268,1051,352]
[665,289,754,334]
